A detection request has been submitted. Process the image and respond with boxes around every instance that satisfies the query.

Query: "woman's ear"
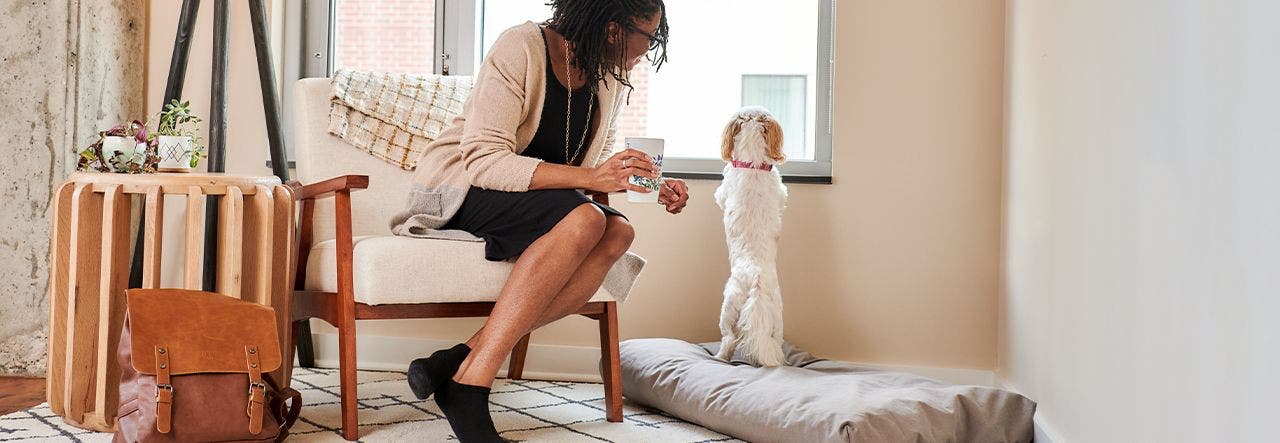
[606,21,619,45]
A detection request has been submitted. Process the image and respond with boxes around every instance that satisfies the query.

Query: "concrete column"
[0,0,145,375]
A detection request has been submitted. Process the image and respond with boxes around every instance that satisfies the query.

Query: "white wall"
[1000,1,1280,441]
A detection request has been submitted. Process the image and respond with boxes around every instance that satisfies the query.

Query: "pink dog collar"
[731,160,773,171]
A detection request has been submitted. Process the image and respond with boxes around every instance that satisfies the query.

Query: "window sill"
[665,172,832,184]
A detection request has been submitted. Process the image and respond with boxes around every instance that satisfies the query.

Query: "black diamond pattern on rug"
[1,368,740,442]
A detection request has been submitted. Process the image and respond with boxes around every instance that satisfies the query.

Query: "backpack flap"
[127,289,282,375]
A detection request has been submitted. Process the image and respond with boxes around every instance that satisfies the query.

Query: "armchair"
[289,78,625,441]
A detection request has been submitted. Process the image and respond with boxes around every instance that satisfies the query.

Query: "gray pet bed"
[619,338,1035,443]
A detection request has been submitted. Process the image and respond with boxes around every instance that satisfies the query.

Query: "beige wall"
[147,1,1006,370]
[1001,1,1280,441]
[146,2,276,177]
[146,2,286,291]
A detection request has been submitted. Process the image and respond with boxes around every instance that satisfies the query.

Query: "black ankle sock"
[436,380,506,442]
[407,343,471,400]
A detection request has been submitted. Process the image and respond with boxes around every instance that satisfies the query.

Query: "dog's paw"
[714,337,740,361]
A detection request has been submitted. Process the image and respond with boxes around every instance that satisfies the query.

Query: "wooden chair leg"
[598,302,623,423]
[338,316,359,440]
[288,320,300,369]
[334,190,360,440]
[508,333,531,380]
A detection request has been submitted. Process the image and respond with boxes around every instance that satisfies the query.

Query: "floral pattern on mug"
[629,153,664,192]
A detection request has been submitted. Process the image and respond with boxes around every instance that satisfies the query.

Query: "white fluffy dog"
[713,106,789,367]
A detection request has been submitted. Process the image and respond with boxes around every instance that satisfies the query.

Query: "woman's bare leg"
[528,216,634,329]
[461,216,634,351]
[451,204,607,387]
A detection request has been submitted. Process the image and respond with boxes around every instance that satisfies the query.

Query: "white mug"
[625,137,664,203]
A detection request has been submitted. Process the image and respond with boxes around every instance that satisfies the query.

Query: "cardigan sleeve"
[596,123,619,167]
[457,28,544,192]
[594,86,626,167]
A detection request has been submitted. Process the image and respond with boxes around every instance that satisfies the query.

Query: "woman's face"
[614,12,663,71]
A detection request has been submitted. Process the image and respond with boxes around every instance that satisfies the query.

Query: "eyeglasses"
[623,23,663,51]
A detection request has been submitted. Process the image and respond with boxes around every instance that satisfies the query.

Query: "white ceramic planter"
[101,136,148,172]
[156,135,193,172]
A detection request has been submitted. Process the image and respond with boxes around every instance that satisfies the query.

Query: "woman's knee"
[598,217,635,258]
[559,204,607,244]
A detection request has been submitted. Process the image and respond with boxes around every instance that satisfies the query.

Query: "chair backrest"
[292,78,416,243]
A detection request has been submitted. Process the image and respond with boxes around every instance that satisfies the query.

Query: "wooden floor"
[0,376,45,415]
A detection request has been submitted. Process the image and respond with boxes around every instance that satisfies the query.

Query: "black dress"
[442,28,626,262]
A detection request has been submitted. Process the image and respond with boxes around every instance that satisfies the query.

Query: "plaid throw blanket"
[328,69,474,170]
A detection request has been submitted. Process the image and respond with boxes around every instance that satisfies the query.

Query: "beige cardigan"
[391,21,626,237]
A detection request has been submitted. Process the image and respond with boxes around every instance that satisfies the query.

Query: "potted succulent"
[152,99,204,172]
[78,120,157,173]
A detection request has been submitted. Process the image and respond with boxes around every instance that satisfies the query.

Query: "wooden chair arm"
[287,175,370,201]
[289,175,366,298]
[589,192,610,205]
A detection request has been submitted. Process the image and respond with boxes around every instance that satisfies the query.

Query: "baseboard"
[998,378,1066,443]
[309,333,1000,387]
[1032,412,1065,443]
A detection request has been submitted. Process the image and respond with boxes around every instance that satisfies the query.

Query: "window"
[299,0,834,181]
[331,0,436,73]
[743,75,808,160]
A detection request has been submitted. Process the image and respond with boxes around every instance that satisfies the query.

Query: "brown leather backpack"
[115,289,301,442]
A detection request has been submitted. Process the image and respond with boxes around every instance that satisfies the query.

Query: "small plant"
[153,99,205,168]
[78,120,159,173]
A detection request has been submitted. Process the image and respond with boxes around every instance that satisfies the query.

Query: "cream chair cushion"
[304,235,619,305]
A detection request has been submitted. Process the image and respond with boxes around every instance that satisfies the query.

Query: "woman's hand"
[659,178,690,214]
[584,149,660,194]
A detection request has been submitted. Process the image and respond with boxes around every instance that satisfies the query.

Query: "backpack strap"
[268,378,303,443]
[154,346,173,434]
[245,346,267,435]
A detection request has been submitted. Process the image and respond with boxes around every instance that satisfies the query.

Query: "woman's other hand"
[659,178,690,214]
[585,149,659,193]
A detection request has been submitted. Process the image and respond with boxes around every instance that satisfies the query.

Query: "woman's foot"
[407,343,471,400]
[436,380,509,442]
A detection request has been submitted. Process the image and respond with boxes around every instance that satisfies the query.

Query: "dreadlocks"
[545,0,670,96]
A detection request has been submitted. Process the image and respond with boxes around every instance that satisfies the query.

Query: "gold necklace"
[564,40,593,166]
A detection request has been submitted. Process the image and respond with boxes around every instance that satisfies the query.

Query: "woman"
[391,1,685,441]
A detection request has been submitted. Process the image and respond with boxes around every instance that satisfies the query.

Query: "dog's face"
[720,106,786,165]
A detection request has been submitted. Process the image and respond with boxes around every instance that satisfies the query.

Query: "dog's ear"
[760,115,786,163]
[721,117,744,161]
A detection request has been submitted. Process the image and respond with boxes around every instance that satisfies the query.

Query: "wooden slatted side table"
[45,173,296,432]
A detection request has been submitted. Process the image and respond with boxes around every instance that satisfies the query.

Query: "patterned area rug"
[0,367,740,442]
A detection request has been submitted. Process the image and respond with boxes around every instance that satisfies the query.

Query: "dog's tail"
[739,278,787,367]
